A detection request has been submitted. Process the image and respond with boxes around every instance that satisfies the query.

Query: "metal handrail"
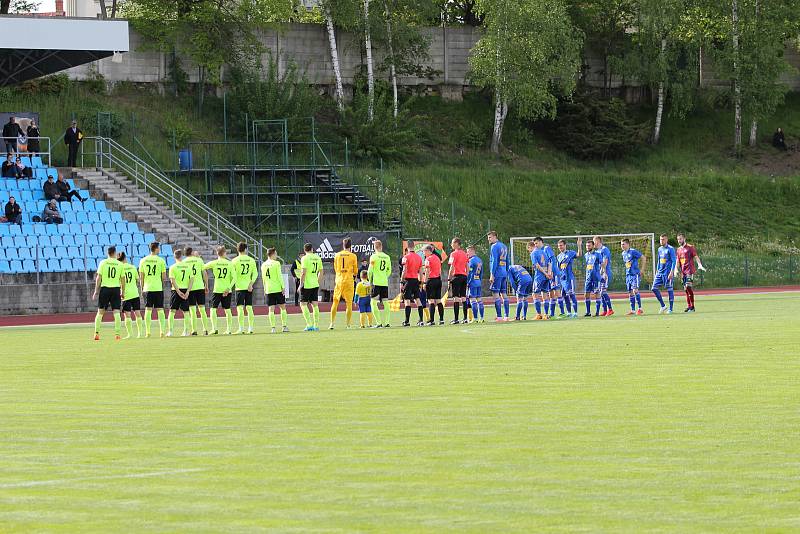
[80,137,264,261]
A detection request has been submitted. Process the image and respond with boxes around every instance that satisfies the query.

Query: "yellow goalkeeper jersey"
[334,250,359,286]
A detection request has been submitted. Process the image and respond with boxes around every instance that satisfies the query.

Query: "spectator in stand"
[2,153,16,178]
[43,175,60,201]
[42,199,63,224]
[2,116,23,153]
[4,196,22,225]
[26,120,40,156]
[64,120,83,167]
[56,174,85,202]
[15,156,32,179]
[773,127,787,151]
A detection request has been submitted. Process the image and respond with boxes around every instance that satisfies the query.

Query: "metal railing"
[1,136,52,167]
[79,137,264,261]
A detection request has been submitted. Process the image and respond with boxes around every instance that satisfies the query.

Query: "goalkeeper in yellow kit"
[329,237,359,329]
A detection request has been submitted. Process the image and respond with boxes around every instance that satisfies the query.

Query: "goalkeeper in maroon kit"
[675,233,706,313]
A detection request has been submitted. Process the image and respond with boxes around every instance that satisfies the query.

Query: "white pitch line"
[0,467,206,489]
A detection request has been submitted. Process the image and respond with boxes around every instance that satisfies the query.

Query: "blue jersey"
[508,264,533,291]
[489,241,509,278]
[557,250,578,282]
[529,248,548,281]
[622,248,643,276]
[598,245,612,278]
[584,250,602,281]
[468,255,483,286]
[543,245,560,279]
[656,245,676,274]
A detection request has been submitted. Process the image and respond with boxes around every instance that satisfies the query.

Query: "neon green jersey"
[97,258,123,288]
[261,259,284,294]
[300,253,323,289]
[138,255,166,292]
[204,258,234,294]
[182,256,206,291]
[368,252,392,286]
[231,254,257,291]
[169,261,192,290]
[121,263,140,300]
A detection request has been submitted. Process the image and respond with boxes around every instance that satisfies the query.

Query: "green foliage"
[459,121,487,149]
[338,92,423,160]
[162,115,194,148]
[82,69,108,95]
[544,93,649,160]
[75,109,127,139]
[17,74,70,95]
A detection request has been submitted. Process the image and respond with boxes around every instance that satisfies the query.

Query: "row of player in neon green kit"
[90,233,705,339]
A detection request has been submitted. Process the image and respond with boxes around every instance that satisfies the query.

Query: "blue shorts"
[584,278,599,294]
[533,277,549,294]
[490,276,507,293]
[599,272,612,292]
[357,296,372,313]
[626,274,640,292]
[515,279,533,298]
[651,272,674,290]
[550,277,561,292]
[468,283,482,299]
[560,277,576,296]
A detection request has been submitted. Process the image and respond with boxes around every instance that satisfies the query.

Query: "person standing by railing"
[26,120,40,156]
[64,120,83,167]
[2,117,23,153]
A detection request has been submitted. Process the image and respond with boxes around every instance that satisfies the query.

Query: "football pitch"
[1,292,799,532]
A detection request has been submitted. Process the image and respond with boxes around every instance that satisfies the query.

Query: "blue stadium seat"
[95,201,106,211]
[53,246,66,258]
[7,190,20,201]
[8,224,21,236]
[99,213,112,224]
[132,233,145,245]
[34,224,47,236]
[61,235,74,247]
[38,235,51,247]
[67,223,81,234]
[90,245,104,258]
[21,223,33,235]
[67,246,80,259]
[13,236,25,247]
[60,202,73,212]
[61,213,74,224]
[54,259,67,272]
[40,259,53,273]
[31,156,43,168]
[75,212,89,223]
[79,223,93,234]
[161,244,173,256]
[45,224,59,236]
[83,199,95,211]
[109,233,121,245]
[92,223,105,234]
[22,259,35,272]
[166,256,176,267]
[46,168,58,180]
[31,190,45,201]
[103,222,116,234]
[87,212,100,222]
[98,234,112,246]
[114,222,127,233]
[18,247,31,260]
[1,236,12,248]
[125,222,138,233]
[0,260,10,273]
[137,244,149,257]
[25,235,37,247]
[85,258,97,271]
[73,235,86,246]
[0,225,10,236]
[20,156,31,167]
[144,233,156,243]
[120,233,133,245]
[34,168,47,179]
[111,212,123,222]
[0,248,5,260]
[85,234,98,246]
[20,180,35,190]
[10,260,22,273]
[19,191,32,202]
[72,259,85,271]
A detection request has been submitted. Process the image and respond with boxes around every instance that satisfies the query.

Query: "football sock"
[558,298,565,314]
[188,306,197,332]
[210,310,218,332]
[549,299,556,317]
[367,312,375,326]
[280,309,287,326]
[686,287,695,308]
[301,305,312,327]
[145,311,152,336]
[605,293,613,310]
[312,304,320,327]
[503,297,510,318]
[653,289,665,307]
[360,314,367,327]
[635,294,642,309]
[571,294,578,312]
[630,295,636,311]
[383,304,390,324]
[246,305,255,329]
[345,301,353,325]
[330,296,339,324]
[94,311,103,334]
[522,300,528,318]
[601,295,608,313]
[113,311,121,335]
[564,297,571,314]
[124,316,132,336]
[405,306,412,323]
[136,316,143,337]
[417,306,424,322]
[197,306,208,332]
[268,308,276,327]
[157,309,166,334]
[168,311,176,332]
[462,301,469,319]
[224,309,233,331]
[494,298,501,318]
[543,300,550,315]
[437,303,444,321]
[429,303,435,321]
[595,300,601,314]
[478,302,484,319]
[585,299,591,315]
[667,289,674,311]
[237,305,246,329]
[515,301,523,320]
[534,300,542,315]
[453,302,460,321]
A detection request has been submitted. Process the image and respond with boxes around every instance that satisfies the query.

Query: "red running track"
[1,286,798,327]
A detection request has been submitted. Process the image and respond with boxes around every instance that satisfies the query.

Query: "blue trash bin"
[178,149,193,171]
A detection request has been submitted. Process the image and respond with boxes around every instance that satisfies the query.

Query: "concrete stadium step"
[73,168,218,256]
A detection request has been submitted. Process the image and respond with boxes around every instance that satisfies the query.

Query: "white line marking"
[0,468,206,489]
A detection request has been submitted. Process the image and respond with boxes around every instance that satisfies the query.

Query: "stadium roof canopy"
[0,16,129,86]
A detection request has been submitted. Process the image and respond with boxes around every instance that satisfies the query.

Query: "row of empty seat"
[2,258,106,274]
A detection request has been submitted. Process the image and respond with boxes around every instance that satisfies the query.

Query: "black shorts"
[371,285,389,300]
[122,296,141,312]
[144,291,164,309]
[301,287,318,303]
[267,291,286,306]
[402,278,420,301]
[98,287,121,311]
[187,289,206,306]
[425,278,443,300]
[170,291,189,311]
[211,292,232,309]
[450,275,467,298]
[235,290,253,307]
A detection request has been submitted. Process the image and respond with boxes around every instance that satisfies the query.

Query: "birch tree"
[320,0,358,112]
[470,0,582,153]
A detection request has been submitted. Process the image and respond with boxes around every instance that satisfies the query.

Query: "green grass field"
[1,293,799,531]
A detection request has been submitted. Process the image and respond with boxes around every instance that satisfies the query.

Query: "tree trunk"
[98,0,108,18]
[748,0,759,147]
[731,0,742,153]
[110,0,118,18]
[490,92,508,154]
[0,0,10,14]
[324,7,345,112]
[653,38,667,144]
[384,0,398,118]
[364,0,375,121]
